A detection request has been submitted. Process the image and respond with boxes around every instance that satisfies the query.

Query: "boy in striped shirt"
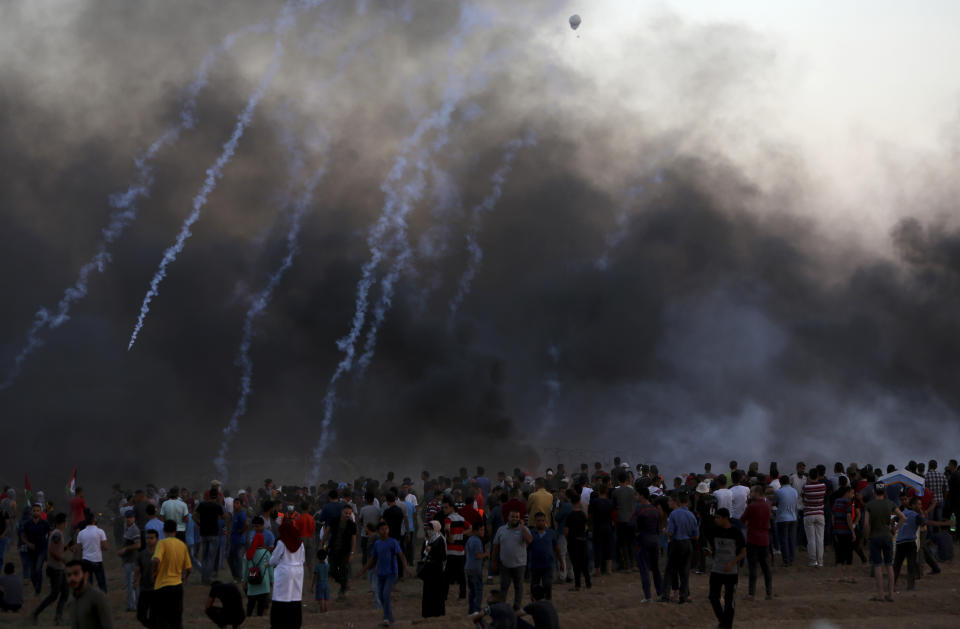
[801,469,827,567]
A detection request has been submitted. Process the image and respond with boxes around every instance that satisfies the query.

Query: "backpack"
[247,549,267,585]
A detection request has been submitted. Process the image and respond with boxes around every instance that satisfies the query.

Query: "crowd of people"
[0,457,958,628]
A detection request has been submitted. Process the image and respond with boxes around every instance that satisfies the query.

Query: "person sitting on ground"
[469,589,517,629]
[0,562,24,612]
[205,580,245,628]
[517,583,559,629]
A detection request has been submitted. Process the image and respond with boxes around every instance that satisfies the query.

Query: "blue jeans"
[123,561,138,610]
[201,536,220,583]
[227,542,245,581]
[376,574,397,623]
[467,571,484,613]
[636,540,662,600]
[776,521,796,565]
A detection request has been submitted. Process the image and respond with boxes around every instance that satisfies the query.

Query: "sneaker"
[808,562,819,568]
[640,598,650,603]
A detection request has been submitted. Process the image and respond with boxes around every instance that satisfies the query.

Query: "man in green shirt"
[65,559,113,629]
[863,483,905,602]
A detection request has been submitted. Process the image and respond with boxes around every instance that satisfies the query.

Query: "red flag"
[25,474,33,504]
[67,467,77,496]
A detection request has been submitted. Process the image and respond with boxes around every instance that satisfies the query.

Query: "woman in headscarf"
[420,520,447,618]
[269,518,305,628]
[241,527,273,617]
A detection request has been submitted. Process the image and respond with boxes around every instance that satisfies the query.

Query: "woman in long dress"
[420,521,447,618]
[269,518,305,628]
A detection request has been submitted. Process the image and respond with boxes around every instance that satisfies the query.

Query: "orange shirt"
[296,512,316,539]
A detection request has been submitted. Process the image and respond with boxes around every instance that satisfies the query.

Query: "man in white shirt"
[713,476,734,513]
[729,471,751,538]
[76,515,109,592]
[158,487,188,541]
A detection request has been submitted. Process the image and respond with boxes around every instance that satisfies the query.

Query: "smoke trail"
[309,4,496,480]
[0,23,267,392]
[595,185,644,271]
[126,0,326,350]
[537,344,562,442]
[446,132,536,329]
[213,164,325,483]
[127,50,284,350]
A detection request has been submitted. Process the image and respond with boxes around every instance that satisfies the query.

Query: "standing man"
[528,512,561,601]
[632,487,662,603]
[136,529,160,629]
[611,472,637,572]
[773,476,798,567]
[442,496,467,600]
[65,560,112,628]
[159,487,188,541]
[117,509,141,612]
[740,485,773,599]
[492,509,533,611]
[152,520,192,629]
[658,493,698,604]
[227,500,248,582]
[76,514,109,592]
[31,512,69,624]
[864,482,905,602]
[23,503,51,595]
[195,488,224,585]
[326,504,357,601]
[801,468,827,567]
[564,492,591,591]
[709,508,746,629]
[69,488,88,539]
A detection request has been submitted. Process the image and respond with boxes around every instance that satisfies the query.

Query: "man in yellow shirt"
[152,519,192,629]
[527,478,555,527]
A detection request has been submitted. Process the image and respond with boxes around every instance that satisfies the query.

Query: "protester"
[831,485,856,583]
[159,487,189,541]
[196,489,225,585]
[152,519,192,629]
[773,475,798,567]
[892,496,924,591]
[466,520,487,614]
[31,512,69,623]
[118,509,142,612]
[360,519,407,627]
[0,562,23,612]
[420,520,448,619]
[612,472,637,571]
[493,508,533,610]
[564,491,590,591]
[65,559,113,628]
[659,493,697,604]
[241,529,273,617]
[801,468,827,568]
[709,508,746,629]
[741,484,773,599]
[205,580,245,629]
[269,518,305,628]
[517,583,559,629]
[326,503,357,600]
[468,589,517,629]
[864,482,905,602]
[135,529,160,628]
[76,513,109,592]
[587,483,614,576]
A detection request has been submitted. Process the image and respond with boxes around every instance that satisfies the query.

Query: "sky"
[1,1,959,496]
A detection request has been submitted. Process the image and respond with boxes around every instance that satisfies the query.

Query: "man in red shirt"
[69,488,87,537]
[740,485,772,599]
[501,488,527,524]
[297,501,316,572]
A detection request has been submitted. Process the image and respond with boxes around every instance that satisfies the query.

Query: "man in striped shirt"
[443,497,467,600]
[801,469,827,567]
[925,460,947,521]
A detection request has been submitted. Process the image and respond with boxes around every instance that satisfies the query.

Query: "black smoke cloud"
[1,1,958,499]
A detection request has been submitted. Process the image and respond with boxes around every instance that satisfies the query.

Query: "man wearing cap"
[118,509,141,611]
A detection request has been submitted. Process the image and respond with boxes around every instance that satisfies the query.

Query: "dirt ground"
[4,546,960,628]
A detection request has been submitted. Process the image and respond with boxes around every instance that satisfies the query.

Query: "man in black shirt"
[588,485,614,575]
[135,529,159,628]
[196,489,225,585]
[709,508,746,629]
[519,583,559,629]
[563,491,590,590]
[205,581,245,628]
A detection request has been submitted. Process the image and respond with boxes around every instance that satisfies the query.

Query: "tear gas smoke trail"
[127,0,326,350]
[537,344,561,442]
[595,185,644,271]
[127,44,286,350]
[0,23,268,392]
[310,4,496,480]
[446,132,536,329]
[214,165,325,483]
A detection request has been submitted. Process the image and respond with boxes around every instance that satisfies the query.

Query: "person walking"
[31,512,69,624]
[441,496,467,600]
[65,560,113,629]
[76,514,109,592]
[360,519,407,627]
[269,518,305,628]
[893,496,924,591]
[241,531,273,618]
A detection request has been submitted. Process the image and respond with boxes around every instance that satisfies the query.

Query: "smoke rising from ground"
[1,1,960,494]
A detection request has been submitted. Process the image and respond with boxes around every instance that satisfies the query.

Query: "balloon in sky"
[569,14,581,31]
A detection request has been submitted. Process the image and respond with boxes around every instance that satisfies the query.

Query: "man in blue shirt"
[360,521,408,627]
[228,502,247,581]
[659,493,698,604]
[528,512,560,601]
[773,477,799,567]
[464,521,487,614]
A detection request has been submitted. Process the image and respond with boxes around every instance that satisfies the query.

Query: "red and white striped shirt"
[801,482,826,517]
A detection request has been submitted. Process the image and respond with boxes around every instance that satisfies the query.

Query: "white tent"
[877,469,925,496]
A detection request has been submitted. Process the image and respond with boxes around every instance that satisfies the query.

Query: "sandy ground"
[3,545,960,628]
